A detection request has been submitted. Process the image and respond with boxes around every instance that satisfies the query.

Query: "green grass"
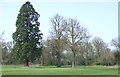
[2,65,118,75]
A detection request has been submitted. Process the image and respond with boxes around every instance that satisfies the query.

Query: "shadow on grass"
[33,66,72,68]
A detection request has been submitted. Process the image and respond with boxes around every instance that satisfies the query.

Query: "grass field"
[2,65,118,75]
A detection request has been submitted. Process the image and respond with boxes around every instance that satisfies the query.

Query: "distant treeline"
[1,32,119,66]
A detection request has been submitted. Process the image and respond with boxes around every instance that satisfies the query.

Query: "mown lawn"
[2,65,118,75]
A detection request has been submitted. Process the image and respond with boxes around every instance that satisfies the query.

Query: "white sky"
[0,0,118,49]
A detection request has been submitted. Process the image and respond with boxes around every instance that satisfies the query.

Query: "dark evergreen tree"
[114,51,120,64]
[12,1,43,67]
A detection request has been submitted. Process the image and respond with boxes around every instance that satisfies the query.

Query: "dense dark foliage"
[12,1,43,66]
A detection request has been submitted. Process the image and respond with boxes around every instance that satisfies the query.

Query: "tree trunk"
[57,52,61,67]
[85,60,88,66]
[72,53,76,68]
[41,55,43,66]
[57,36,61,67]
[86,55,88,66]
[24,57,29,67]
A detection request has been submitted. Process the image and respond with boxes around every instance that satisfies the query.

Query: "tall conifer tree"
[12,1,43,67]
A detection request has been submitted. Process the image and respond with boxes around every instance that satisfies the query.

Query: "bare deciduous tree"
[111,38,120,50]
[92,37,108,65]
[92,37,107,57]
[63,18,90,68]
[50,14,66,67]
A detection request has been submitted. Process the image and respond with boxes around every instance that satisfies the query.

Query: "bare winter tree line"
[0,14,120,68]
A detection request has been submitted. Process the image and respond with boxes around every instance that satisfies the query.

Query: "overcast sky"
[0,0,118,49]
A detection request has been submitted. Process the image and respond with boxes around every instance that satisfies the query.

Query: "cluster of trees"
[1,1,120,68]
[40,14,119,67]
[1,29,119,67]
[1,13,119,67]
